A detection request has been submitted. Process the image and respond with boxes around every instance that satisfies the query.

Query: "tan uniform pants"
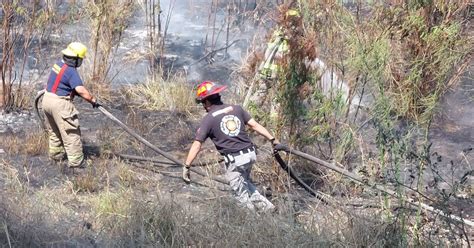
[42,92,84,167]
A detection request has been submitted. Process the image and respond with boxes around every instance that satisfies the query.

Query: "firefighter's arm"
[185,140,202,167]
[75,86,101,108]
[74,86,96,104]
[183,140,202,183]
[247,118,277,143]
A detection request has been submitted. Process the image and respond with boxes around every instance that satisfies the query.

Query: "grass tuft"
[125,73,196,115]
[0,130,48,156]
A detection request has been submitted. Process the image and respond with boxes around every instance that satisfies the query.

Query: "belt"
[223,146,256,161]
[44,91,72,101]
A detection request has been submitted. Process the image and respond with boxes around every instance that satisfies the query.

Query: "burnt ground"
[0,95,325,246]
[427,66,474,215]
[0,72,473,246]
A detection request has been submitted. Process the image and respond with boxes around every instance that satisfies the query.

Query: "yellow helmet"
[62,42,87,59]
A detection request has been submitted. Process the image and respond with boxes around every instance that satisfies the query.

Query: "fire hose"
[275,145,474,228]
[34,90,335,199]
[34,90,226,184]
[34,90,474,227]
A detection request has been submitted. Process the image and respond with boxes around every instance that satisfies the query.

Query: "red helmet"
[195,81,227,102]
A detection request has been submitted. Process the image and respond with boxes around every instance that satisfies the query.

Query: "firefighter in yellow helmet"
[42,42,100,168]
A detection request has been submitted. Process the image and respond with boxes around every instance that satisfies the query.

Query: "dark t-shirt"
[46,60,83,96]
[195,104,254,154]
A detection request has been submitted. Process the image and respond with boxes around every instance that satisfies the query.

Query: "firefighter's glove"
[273,143,287,152]
[182,165,191,184]
[271,137,287,152]
[91,100,102,109]
[270,137,280,147]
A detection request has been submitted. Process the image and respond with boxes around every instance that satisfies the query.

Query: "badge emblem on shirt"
[220,115,241,136]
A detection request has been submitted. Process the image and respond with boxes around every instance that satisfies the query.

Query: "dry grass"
[117,164,136,187]
[0,160,25,192]
[0,149,467,247]
[73,168,101,193]
[86,192,411,247]
[124,73,197,115]
[97,123,129,154]
[0,129,48,156]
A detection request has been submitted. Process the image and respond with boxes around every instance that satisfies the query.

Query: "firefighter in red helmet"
[184,81,279,212]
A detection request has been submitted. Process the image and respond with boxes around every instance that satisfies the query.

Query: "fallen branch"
[3,221,12,248]
[189,39,242,66]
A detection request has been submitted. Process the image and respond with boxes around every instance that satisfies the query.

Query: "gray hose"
[34,90,227,185]
[96,106,229,185]
[34,89,46,130]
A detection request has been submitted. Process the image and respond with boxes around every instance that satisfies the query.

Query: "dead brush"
[72,167,101,193]
[125,73,196,115]
[0,135,22,155]
[0,194,81,247]
[91,189,133,230]
[83,0,135,101]
[117,163,136,187]
[0,130,47,156]
[92,192,187,247]
[72,155,113,193]
[85,80,113,102]
[0,159,24,192]
[23,130,48,156]
[125,110,152,135]
[10,85,36,110]
[97,123,129,154]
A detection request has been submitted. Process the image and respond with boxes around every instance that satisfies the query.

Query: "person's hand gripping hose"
[182,165,191,183]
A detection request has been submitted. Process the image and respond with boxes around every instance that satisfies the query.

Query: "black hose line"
[274,145,474,227]
[273,151,329,204]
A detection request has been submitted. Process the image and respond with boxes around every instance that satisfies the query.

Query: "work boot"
[250,191,275,213]
[73,157,90,168]
[49,152,66,162]
[67,158,94,176]
[254,200,276,213]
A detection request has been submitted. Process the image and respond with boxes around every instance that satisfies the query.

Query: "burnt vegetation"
[0,0,473,247]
